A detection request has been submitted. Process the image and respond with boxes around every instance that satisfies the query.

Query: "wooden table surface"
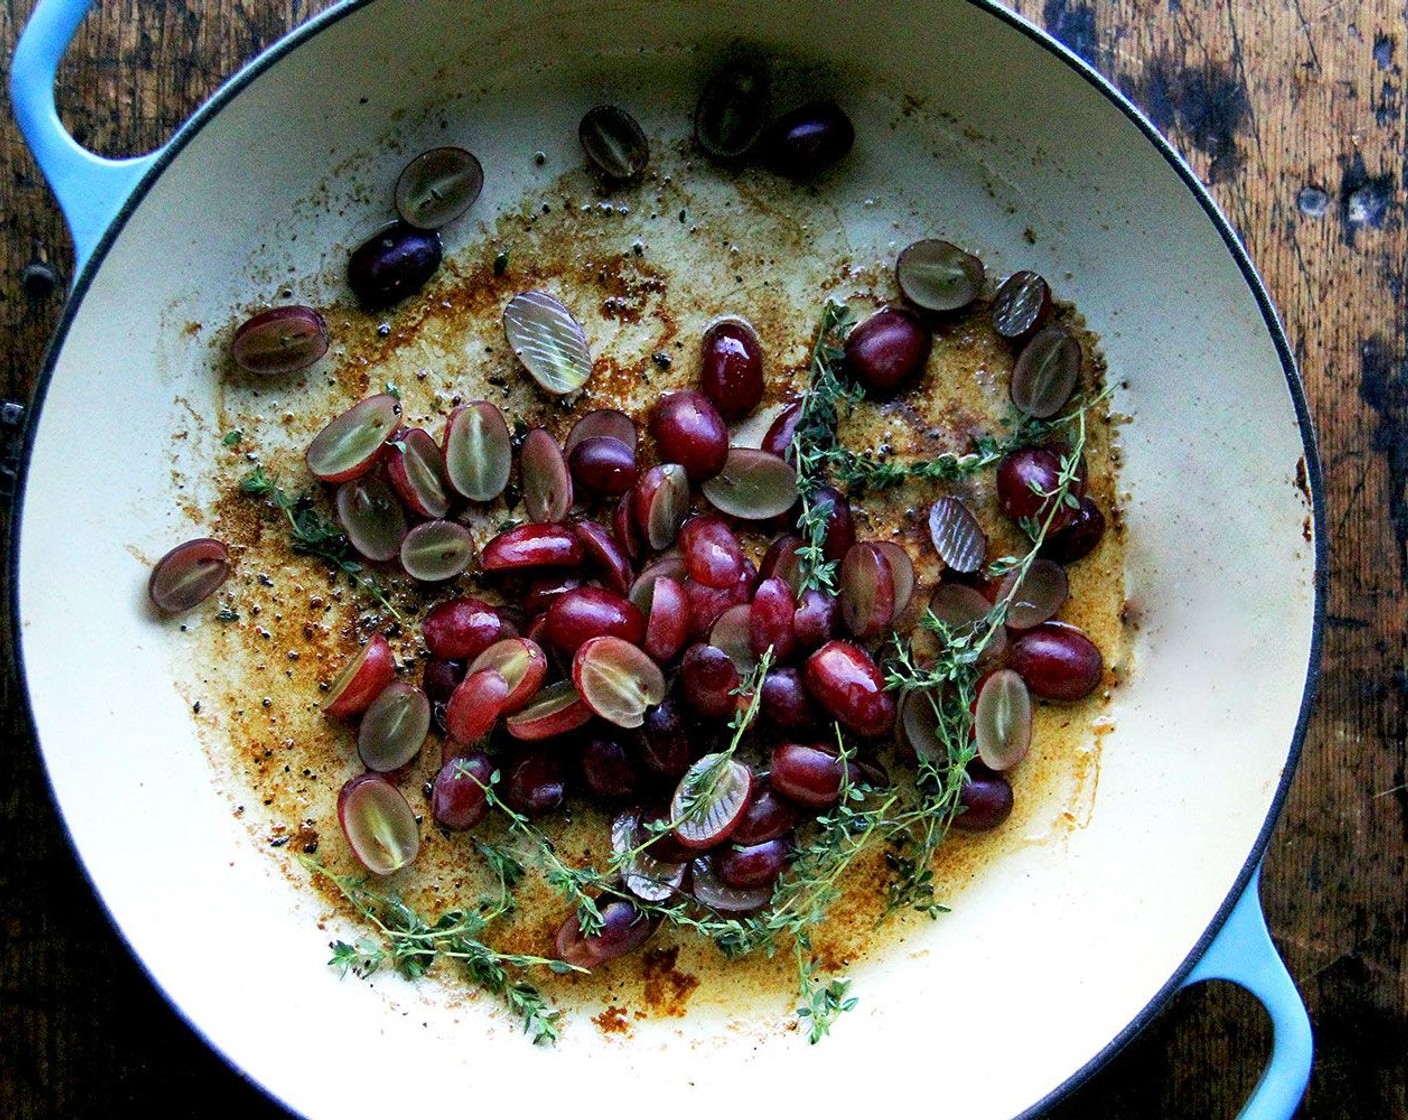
[0,1,1400,1116]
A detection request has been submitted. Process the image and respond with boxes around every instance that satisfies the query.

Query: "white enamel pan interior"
[11,1,1322,1117]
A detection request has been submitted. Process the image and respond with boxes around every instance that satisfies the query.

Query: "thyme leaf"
[300,855,578,1044]
[239,467,405,624]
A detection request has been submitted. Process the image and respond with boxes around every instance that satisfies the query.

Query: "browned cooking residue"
[592,1005,633,1036]
[639,946,700,1016]
[181,136,1129,1034]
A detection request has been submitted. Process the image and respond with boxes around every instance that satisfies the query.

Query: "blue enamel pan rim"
[8,1,1325,1115]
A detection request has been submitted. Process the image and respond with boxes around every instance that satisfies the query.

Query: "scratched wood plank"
[1,1,1404,1117]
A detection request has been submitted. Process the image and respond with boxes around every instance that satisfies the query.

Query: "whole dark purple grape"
[580,736,642,801]
[843,307,931,396]
[1040,496,1106,564]
[762,101,854,178]
[347,221,442,309]
[953,762,1014,832]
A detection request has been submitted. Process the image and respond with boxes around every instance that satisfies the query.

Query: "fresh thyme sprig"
[300,854,579,1044]
[459,763,609,938]
[794,934,857,1043]
[239,467,406,624]
[673,649,774,829]
[789,301,862,595]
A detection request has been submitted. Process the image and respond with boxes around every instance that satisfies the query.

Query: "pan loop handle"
[1182,864,1313,1119]
[10,0,161,279]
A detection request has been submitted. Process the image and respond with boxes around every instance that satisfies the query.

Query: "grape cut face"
[148,537,230,614]
[503,291,593,395]
[896,239,985,312]
[443,401,512,502]
[1011,327,1082,419]
[395,146,484,230]
[670,753,754,848]
[336,474,407,562]
[357,682,431,772]
[572,636,666,728]
[928,496,988,573]
[579,105,650,181]
[338,774,420,875]
[700,448,798,519]
[401,520,474,582]
[973,669,1033,771]
[230,305,329,375]
[305,393,401,483]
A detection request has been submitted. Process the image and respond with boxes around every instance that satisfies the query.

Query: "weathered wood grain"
[1,1,1403,1116]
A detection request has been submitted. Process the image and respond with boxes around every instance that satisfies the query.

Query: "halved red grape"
[386,427,450,518]
[401,519,474,581]
[812,486,856,563]
[612,810,686,902]
[995,559,1069,630]
[928,582,1007,662]
[395,146,483,230]
[683,576,751,643]
[992,271,1052,341]
[231,305,329,375]
[148,537,230,614]
[839,542,896,641]
[579,105,650,181]
[717,837,790,890]
[648,390,728,480]
[443,400,511,502]
[679,643,742,719]
[467,637,549,713]
[900,685,945,764]
[520,428,573,523]
[896,240,984,312]
[680,515,746,588]
[431,751,493,830]
[572,637,666,728]
[422,656,464,706]
[689,854,772,912]
[695,59,771,162]
[358,681,431,771]
[700,317,764,420]
[323,634,396,719]
[566,409,637,457]
[444,667,511,742]
[338,774,419,874]
[481,523,584,571]
[843,307,931,396]
[569,435,638,497]
[749,577,797,662]
[761,400,803,462]
[642,575,689,664]
[614,491,645,560]
[928,496,987,572]
[556,896,660,968]
[630,554,688,610]
[503,291,593,395]
[974,668,1032,770]
[543,587,646,656]
[700,448,798,520]
[871,541,916,620]
[671,753,753,848]
[1011,327,1081,419]
[574,520,632,596]
[634,463,691,550]
[1009,622,1103,701]
[770,742,849,809]
[505,679,593,740]
[802,640,896,738]
[709,603,756,671]
[759,534,805,594]
[305,393,400,483]
[336,474,407,562]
